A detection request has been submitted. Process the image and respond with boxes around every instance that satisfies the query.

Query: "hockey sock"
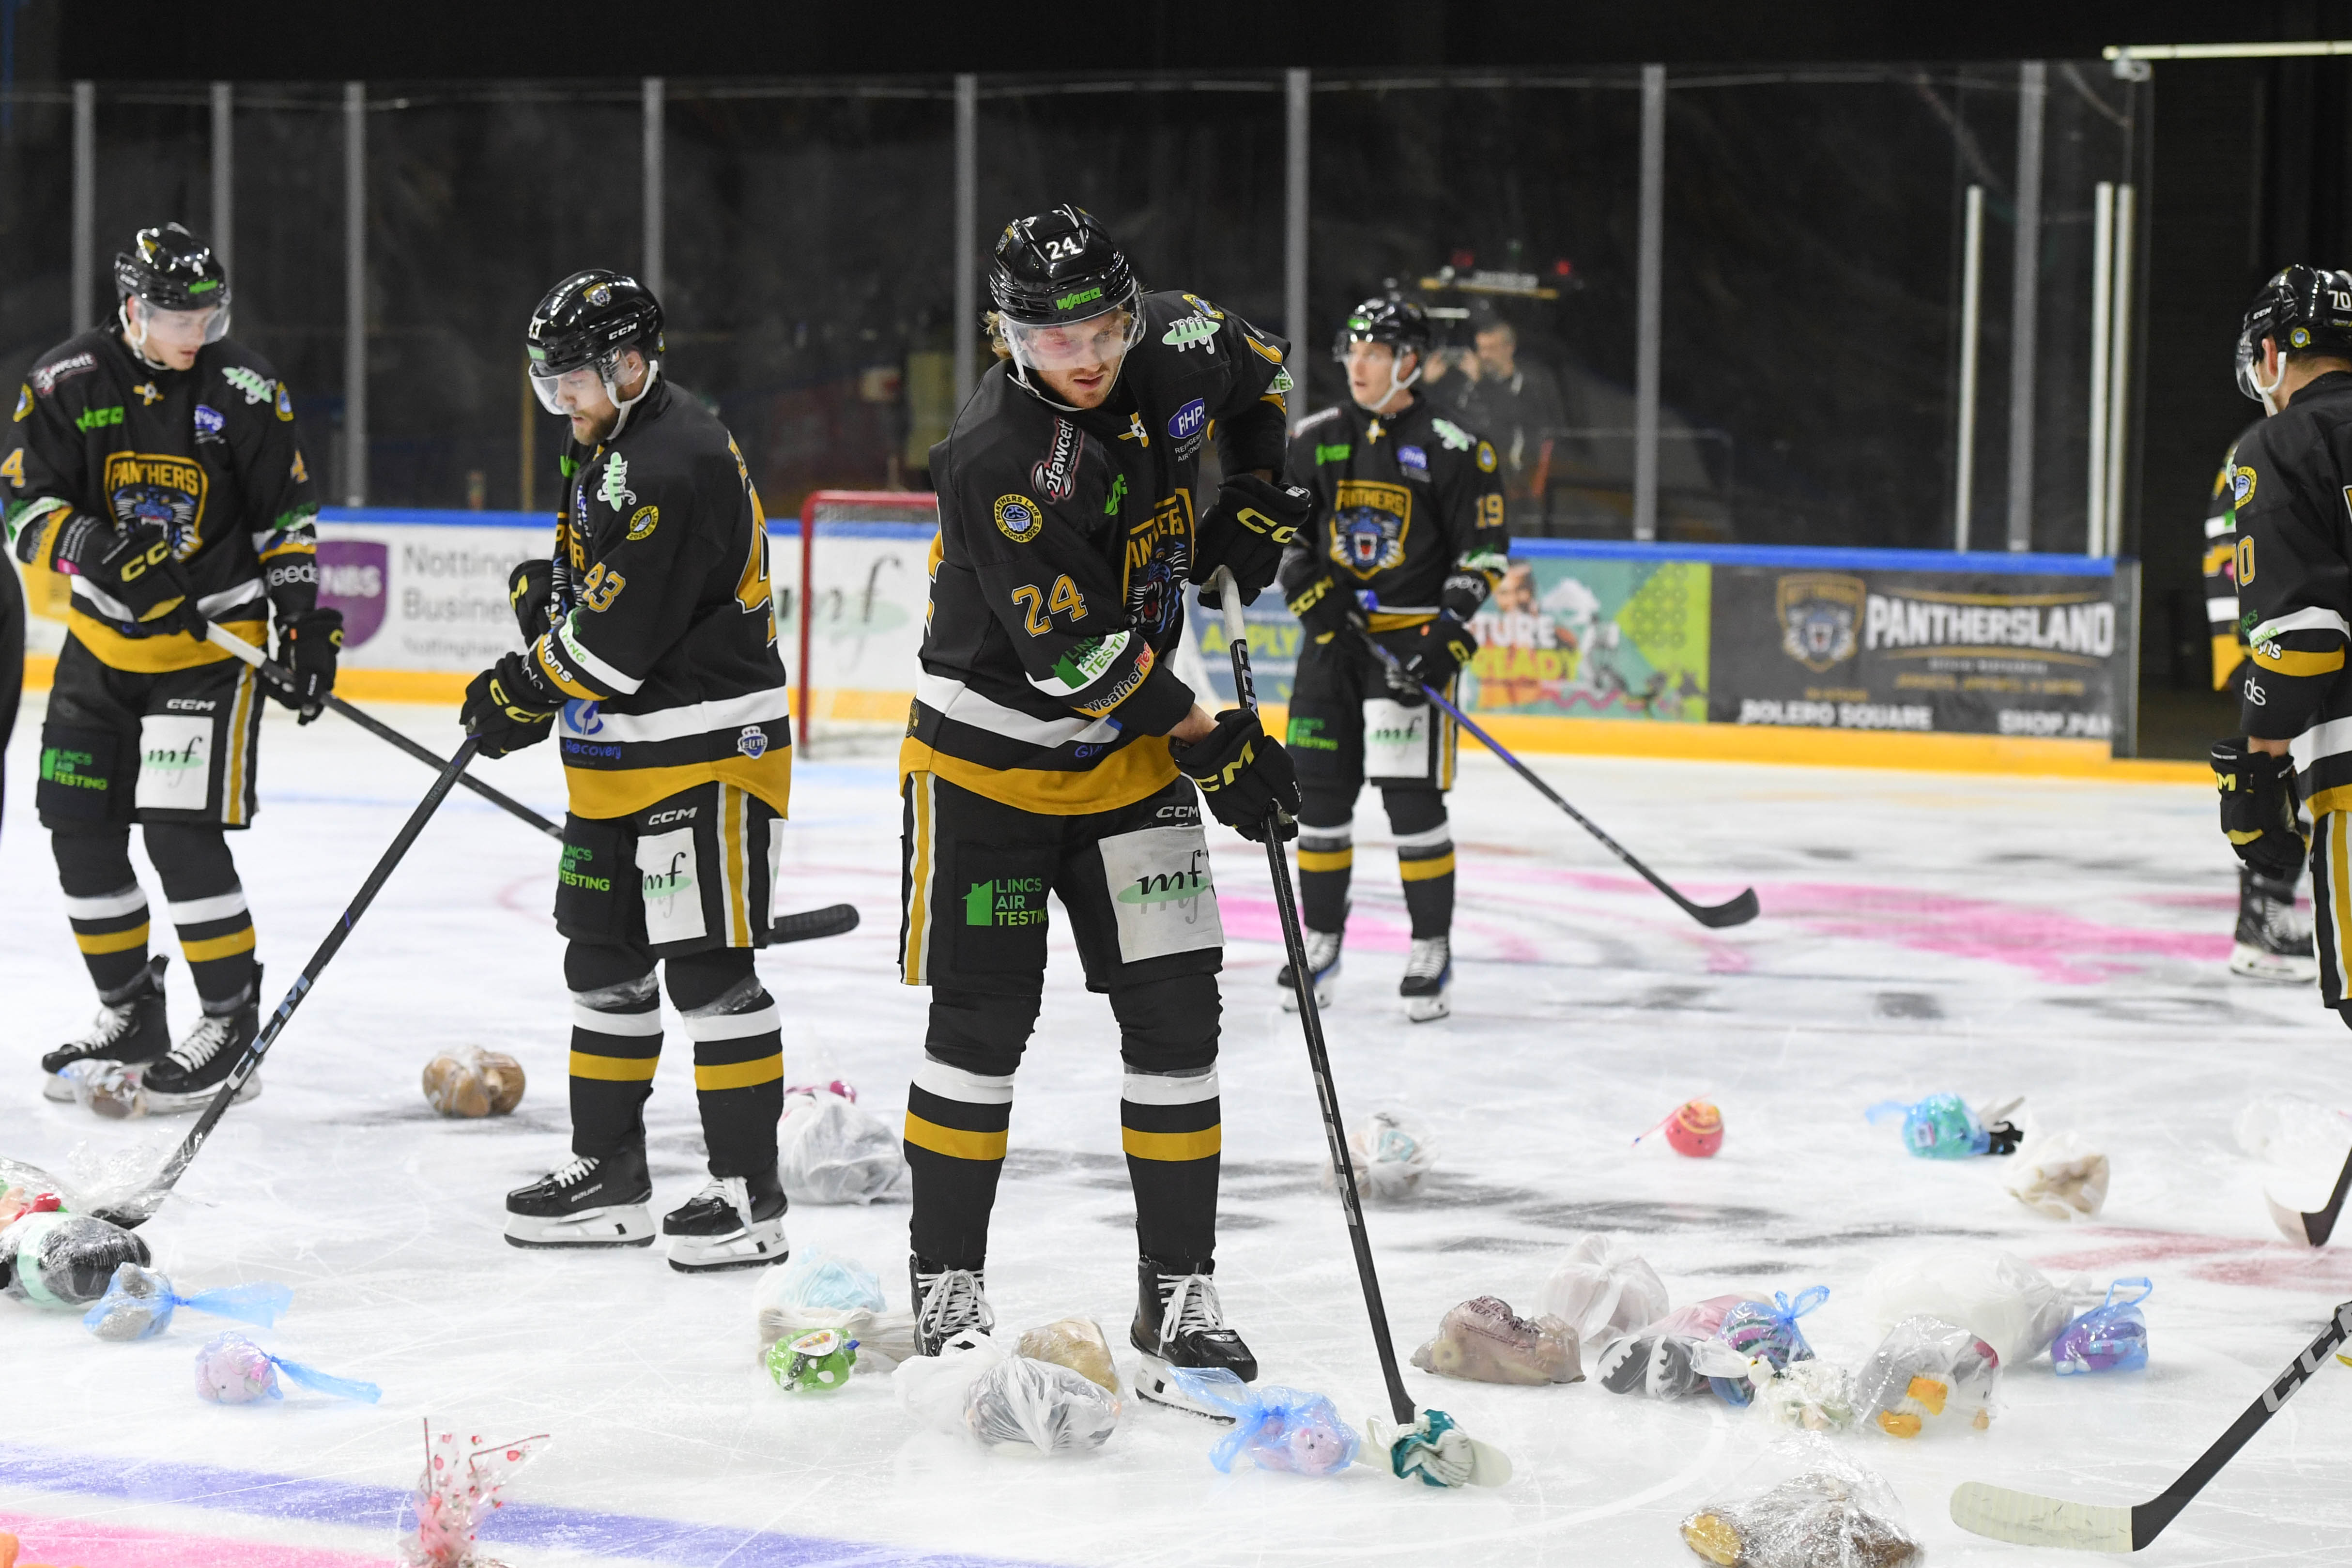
[1112,972,1220,1265]
[145,823,257,1009]
[905,987,1031,1270]
[564,941,661,1158]
[52,826,152,994]
[1386,789,1454,939]
[668,949,783,1179]
[1296,813,1354,935]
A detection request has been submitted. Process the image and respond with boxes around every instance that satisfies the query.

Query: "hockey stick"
[773,903,859,944]
[200,621,563,839]
[15,739,486,1230]
[1950,1298,2352,1552]
[1210,570,1507,1489]
[2267,1142,2352,1246]
[1352,630,1759,929]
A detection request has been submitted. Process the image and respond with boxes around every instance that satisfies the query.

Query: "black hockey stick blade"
[2265,1141,2352,1246]
[1951,1299,2352,1552]
[773,903,859,944]
[1352,630,1758,929]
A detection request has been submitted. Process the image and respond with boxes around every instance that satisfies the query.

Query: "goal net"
[788,489,940,754]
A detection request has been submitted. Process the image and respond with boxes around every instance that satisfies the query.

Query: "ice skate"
[504,1147,655,1249]
[1400,935,1452,1022]
[2232,871,2317,984]
[911,1257,995,1354]
[41,956,171,1102]
[138,967,264,1114]
[1131,1257,1257,1419]
[1277,928,1343,1012]
[662,1168,788,1273]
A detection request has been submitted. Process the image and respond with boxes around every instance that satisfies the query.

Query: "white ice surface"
[5,699,2352,1567]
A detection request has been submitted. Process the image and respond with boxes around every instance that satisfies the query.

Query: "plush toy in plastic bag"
[1751,1360,1858,1432]
[1678,1434,1923,1567]
[1861,1247,2073,1369]
[1864,1093,2019,1159]
[83,1263,292,1341]
[1536,1233,1671,1346]
[401,1421,550,1568]
[1164,1366,1360,1475]
[2001,1128,2110,1221]
[1,1212,150,1307]
[778,1088,906,1204]
[1411,1296,1581,1385]
[1855,1315,1998,1438]
[2052,1278,2150,1375]
[894,1335,1008,1434]
[1597,1296,1761,1399]
[1709,1288,1829,1406]
[753,1247,912,1368]
[768,1327,859,1392]
[1328,1109,1434,1200]
[1017,1317,1120,1393]
[421,1047,525,1118]
[67,1059,148,1119]
[194,1332,381,1405]
[965,1355,1121,1454]
[0,1184,62,1228]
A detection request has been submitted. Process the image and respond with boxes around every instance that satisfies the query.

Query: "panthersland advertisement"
[1707,562,2126,739]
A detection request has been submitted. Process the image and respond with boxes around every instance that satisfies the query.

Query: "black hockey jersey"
[2203,419,2264,691]
[2229,371,2352,812]
[904,290,1291,815]
[4,327,318,671]
[1277,393,1509,635]
[532,376,793,821]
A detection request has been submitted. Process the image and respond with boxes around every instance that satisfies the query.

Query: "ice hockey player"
[5,223,335,1110]
[464,270,797,1274]
[2211,264,2352,1019]
[1274,297,1507,1021]
[2202,417,2317,982]
[896,204,1309,1412]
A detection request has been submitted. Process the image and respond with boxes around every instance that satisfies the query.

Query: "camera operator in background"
[1439,304,1565,521]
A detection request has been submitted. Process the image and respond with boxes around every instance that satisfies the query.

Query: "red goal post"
[794,489,940,752]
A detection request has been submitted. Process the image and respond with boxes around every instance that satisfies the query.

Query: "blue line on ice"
[0,1443,1069,1568]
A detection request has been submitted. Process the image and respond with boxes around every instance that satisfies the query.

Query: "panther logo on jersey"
[104,452,207,558]
[1329,480,1412,579]
[1123,492,1193,636]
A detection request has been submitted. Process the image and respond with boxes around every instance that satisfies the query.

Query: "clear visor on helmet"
[126,295,231,347]
[2236,328,2280,404]
[529,358,615,416]
[1001,303,1143,376]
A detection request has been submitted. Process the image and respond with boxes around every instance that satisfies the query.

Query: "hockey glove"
[270,608,344,724]
[1171,709,1299,844]
[1395,613,1478,701]
[1195,474,1315,608]
[2212,737,2307,882]
[462,650,562,759]
[58,514,196,631]
[507,558,566,641]
[1287,572,1367,645]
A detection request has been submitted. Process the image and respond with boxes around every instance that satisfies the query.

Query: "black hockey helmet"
[987,204,1139,327]
[1332,296,1433,364]
[2238,264,2352,405]
[526,269,663,415]
[114,222,231,338]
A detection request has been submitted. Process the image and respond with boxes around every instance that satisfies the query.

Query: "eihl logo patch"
[736,725,769,759]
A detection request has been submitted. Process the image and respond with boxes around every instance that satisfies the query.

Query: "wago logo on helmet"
[1055,287,1103,311]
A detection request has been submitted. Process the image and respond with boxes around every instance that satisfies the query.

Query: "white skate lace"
[545,1155,600,1189]
[61,1000,137,1059]
[917,1267,994,1340]
[163,1012,235,1073]
[1403,936,1451,983]
[1285,930,1341,981]
[1158,1273,1229,1348]
[683,1175,755,1228]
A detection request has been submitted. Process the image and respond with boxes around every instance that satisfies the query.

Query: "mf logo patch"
[1329,480,1413,579]
[994,493,1043,543]
[1776,572,1865,672]
[104,451,208,555]
[1161,314,1218,353]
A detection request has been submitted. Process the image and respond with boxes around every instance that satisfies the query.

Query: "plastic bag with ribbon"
[1865,1094,1992,1158]
[83,1263,292,1341]
[2052,1278,2151,1375]
[194,1331,380,1405]
[1709,1287,1829,1406]
[1165,1366,1359,1475]
[1536,1233,1671,1346]
[753,1248,913,1368]
[1596,1295,1760,1400]
[401,1422,550,1568]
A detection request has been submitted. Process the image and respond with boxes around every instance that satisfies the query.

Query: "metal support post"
[642,77,664,296]
[344,81,367,507]
[953,73,978,408]
[1633,63,1665,544]
[2005,60,2045,552]
[1285,68,1310,414]
[210,82,233,273]
[2105,183,2137,555]
[2087,181,2114,555]
[1954,184,1984,551]
[71,81,95,332]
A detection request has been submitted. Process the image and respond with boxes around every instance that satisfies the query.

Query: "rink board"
[16,512,2146,773]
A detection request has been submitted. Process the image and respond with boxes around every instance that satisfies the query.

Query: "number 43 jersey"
[529,376,793,822]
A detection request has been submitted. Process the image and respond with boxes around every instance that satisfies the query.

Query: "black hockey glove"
[508,558,565,640]
[462,650,562,759]
[59,514,196,631]
[1287,572,1367,645]
[1170,709,1299,843]
[2212,737,2307,882]
[1391,613,1479,704]
[270,608,344,724]
[1195,475,1314,608]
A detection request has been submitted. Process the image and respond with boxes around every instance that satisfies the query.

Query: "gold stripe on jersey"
[2253,643,2345,676]
[1368,609,1437,632]
[903,770,937,984]
[564,748,792,823]
[897,732,1178,817]
[66,612,263,673]
[222,664,257,826]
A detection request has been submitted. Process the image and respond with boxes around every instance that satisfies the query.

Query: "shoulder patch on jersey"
[276,383,294,421]
[290,450,309,484]
[994,493,1043,543]
[31,354,96,396]
[1269,366,1294,395]
[1476,440,1498,473]
[219,365,276,406]
[1241,334,1285,366]
[627,503,660,539]
[1315,441,1352,465]
[1031,418,1084,503]
[194,405,226,442]
[1398,444,1428,475]
[1293,406,1343,432]
[1429,417,1475,453]
[1161,315,1219,354]
[600,453,637,510]
[1180,293,1227,322]
[2232,465,2256,507]
[13,384,29,422]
